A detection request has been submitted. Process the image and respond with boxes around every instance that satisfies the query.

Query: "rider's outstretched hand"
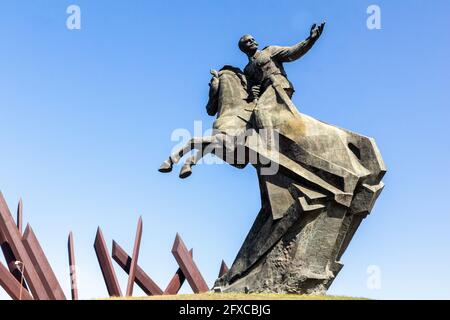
[310,21,326,40]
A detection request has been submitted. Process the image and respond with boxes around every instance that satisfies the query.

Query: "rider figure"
[238,22,325,101]
[159,24,326,176]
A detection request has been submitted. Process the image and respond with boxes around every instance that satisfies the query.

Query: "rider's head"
[238,34,258,56]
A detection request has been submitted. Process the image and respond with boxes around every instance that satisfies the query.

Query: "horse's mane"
[219,65,247,89]
[220,65,243,74]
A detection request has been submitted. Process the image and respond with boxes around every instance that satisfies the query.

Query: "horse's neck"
[217,74,248,117]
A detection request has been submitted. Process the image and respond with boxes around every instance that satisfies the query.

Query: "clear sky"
[0,0,449,300]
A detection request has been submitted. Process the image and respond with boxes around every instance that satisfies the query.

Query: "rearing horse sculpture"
[159,66,252,178]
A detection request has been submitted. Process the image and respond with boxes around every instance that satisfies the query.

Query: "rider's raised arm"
[271,22,325,63]
[270,37,317,63]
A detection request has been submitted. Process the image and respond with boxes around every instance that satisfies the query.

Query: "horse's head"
[206,66,248,117]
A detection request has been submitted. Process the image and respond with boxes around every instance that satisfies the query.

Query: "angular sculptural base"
[215,176,384,295]
[215,201,353,295]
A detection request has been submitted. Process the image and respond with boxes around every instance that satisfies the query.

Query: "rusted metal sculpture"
[68,232,78,300]
[125,216,143,296]
[0,192,221,300]
[22,224,66,300]
[112,240,163,295]
[0,232,27,290]
[164,249,193,295]
[0,261,33,300]
[17,199,23,235]
[1,199,28,291]
[94,227,122,297]
[0,192,49,299]
[171,234,209,293]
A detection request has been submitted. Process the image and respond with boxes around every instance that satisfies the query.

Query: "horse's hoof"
[179,166,192,179]
[158,160,173,173]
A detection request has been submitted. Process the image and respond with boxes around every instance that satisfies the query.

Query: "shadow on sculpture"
[159,23,386,294]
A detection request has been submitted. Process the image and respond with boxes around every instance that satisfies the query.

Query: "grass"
[107,293,367,300]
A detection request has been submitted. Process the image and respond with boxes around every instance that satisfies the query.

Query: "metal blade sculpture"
[125,216,143,296]
[13,198,27,291]
[171,234,209,293]
[22,224,66,300]
[164,248,193,295]
[0,193,221,299]
[112,240,163,295]
[94,227,122,297]
[0,261,33,300]
[17,199,23,235]
[68,232,78,300]
[0,232,28,291]
[0,192,49,299]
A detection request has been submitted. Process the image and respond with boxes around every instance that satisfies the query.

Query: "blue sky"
[0,0,449,299]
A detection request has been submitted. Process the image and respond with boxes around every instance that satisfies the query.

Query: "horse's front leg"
[179,133,229,179]
[158,136,213,173]
[179,149,205,179]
